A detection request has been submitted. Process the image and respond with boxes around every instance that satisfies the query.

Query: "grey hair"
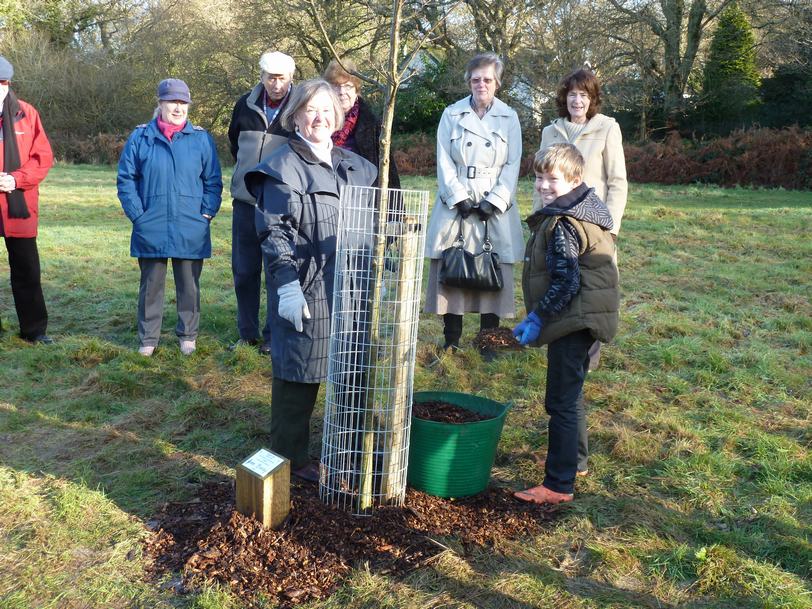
[464,52,504,89]
[279,79,344,133]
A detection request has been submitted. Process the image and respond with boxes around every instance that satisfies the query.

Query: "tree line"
[1,0,809,162]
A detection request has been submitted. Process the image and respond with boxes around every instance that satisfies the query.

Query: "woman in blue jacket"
[117,79,222,356]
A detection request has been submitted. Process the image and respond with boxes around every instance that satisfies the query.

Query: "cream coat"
[535,113,628,235]
[425,96,524,263]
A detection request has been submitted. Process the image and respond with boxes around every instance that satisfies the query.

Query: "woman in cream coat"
[424,52,523,353]
[536,68,627,234]
[533,67,628,477]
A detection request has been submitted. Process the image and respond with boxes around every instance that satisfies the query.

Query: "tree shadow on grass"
[0,333,279,517]
[385,537,682,609]
[572,487,812,598]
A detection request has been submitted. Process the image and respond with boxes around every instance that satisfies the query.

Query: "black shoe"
[26,334,54,345]
[479,347,497,362]
[229,338,259,351]
[292,463,320,483]
[259,342,272,355]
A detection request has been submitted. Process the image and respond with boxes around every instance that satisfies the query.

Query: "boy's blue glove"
[513,311,543,345]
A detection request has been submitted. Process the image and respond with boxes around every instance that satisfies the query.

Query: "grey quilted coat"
[246,135,377,383]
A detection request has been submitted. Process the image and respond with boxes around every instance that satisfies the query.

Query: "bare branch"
[396,0,466,81]
[306,0,385,89]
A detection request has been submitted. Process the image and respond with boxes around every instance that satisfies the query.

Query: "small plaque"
[241,449,285,479]
[236,448,290,529]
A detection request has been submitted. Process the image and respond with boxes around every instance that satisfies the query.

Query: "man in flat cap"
[227,51,296,353]
[0,56,55,343]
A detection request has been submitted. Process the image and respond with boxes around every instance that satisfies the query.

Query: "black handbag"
[439,216,503,292]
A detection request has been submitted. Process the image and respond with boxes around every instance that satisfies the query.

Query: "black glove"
[476,199,498,220]
[455,198,475,219]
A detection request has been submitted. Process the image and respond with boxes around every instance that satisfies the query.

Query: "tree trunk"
[358,0,403,511]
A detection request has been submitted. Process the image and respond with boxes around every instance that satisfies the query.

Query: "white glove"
[0,173,16,193]
[277,280,311,332]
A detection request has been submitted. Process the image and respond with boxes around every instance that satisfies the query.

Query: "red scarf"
[331,99,360,149]
[156,116,185,141]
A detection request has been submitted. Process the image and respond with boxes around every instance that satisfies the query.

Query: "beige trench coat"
[534,113,628,235]
[424,96,524,264]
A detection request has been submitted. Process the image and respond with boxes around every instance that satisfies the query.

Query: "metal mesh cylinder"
[320,186,429,515]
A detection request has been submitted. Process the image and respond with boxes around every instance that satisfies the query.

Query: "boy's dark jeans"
[543,328,593,495]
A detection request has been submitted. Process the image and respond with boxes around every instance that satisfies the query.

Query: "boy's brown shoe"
[514,485,574,505]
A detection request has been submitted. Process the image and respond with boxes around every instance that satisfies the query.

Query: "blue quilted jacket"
[117,119,222,259]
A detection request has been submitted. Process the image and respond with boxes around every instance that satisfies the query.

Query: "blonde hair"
[279,79,344,133]
[534,143,584,182]
[323,58,362,91]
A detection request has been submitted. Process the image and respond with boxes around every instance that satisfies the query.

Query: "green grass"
[1,164,811,608]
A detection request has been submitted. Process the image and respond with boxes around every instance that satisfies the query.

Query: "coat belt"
[459,165,499,179]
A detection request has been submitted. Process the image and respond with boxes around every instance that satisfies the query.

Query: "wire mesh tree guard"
[320,185,429,515]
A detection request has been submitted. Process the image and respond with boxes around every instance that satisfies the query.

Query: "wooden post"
[381,217,419,499]
[235,448,290,529]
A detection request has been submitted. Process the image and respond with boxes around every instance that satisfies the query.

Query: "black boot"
[442,313,463,352]
[479,313,500,361]
[480,313,500,330]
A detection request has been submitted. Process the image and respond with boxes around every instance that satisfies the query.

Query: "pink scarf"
[156,116,185,141]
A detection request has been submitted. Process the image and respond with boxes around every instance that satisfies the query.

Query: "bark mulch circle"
[412,399,492,423]
[473,327,523,352]
[144,480,556,608]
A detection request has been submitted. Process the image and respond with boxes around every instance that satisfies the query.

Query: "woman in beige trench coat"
[424,52,523,354]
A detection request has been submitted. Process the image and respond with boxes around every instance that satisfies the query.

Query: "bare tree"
[233,0,391,75]
[309,0,464,510]
[741,0,812,71]
[603,0,735,120]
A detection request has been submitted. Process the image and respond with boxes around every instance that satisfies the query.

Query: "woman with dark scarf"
[0,55,55,344]
[323,59,400,189]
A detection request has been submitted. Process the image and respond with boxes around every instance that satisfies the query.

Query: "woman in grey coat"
[246,79,377,482]
[424,53,523,353]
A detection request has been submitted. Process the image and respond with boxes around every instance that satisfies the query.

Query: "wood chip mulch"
[412,399,492,423]
[473,327,523,352]
[143,481,556,608]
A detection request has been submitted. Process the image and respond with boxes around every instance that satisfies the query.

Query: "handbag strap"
[453,213,494,252]
[482,217,493,252]
[453,213,465,247]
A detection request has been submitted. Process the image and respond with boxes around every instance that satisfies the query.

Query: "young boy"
[513,143,619,505]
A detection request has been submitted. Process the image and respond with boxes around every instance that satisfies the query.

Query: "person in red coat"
[0,56,55,343]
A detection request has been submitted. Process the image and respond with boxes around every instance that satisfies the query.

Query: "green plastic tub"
[407,391,510,498]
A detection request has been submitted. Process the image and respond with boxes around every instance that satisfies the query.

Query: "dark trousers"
[3,237,47,339]
[543,329,593,494]
[442,312,500,346]
[271,377,320,469]
[232,200,271,343]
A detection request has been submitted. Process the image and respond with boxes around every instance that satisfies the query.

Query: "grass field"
[1,164,810,609]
